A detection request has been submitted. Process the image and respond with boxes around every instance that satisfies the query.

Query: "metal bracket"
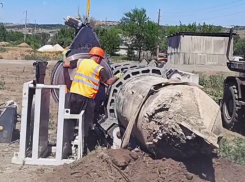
[11,82,84,166]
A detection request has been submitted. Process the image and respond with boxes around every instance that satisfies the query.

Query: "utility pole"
[156,9,161,56]
[34,20,37,34]
[0,2,3,21]
[23,10,28,42]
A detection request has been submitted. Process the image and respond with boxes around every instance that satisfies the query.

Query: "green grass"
[109,55,128,63]
[0,47,7,53]
[199,73,245,166]
[199,73,225,103]
[219,137,245,166]
[25,54,52,61]
[0,80,5,90]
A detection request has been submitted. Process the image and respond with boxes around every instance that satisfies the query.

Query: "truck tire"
[221,84,240,129]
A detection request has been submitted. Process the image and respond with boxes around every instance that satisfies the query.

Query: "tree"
[158,22,222,53]
[99,27,121,55]
[51,27,74,47]
[120,8,150,60]
[158,28,168,52]
[94,25,106,37]
[143,21,160,55]
[0,25,7,41]
[26,34,42,49]
[199,23,222,33]
[234,37,245,57]
[39,33,50,45]
[6,30,23,43]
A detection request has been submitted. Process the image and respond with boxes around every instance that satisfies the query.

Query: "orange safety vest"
[70,59,103,99]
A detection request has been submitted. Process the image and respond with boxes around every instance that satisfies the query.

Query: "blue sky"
[0,0,245,26]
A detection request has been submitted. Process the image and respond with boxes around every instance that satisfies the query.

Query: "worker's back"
[70,59,103,99]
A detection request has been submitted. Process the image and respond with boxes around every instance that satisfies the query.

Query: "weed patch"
[0,80,5,90]
[199,73,225,103]
[110,55,128,63]
[219,137,245,166]
[25,54,52,61]
[0,47,7,53]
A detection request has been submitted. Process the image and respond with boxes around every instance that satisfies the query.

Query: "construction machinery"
[156,52,168,67]
[220,29,245,132]
[11,8,223,165]
[0,101,18,143]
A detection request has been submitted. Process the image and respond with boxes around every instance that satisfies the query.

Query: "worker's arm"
[62,55,70,68]
[99,68,122,86]
[62,49,78,69]
[105,77,119,85]
[62,55,78,69]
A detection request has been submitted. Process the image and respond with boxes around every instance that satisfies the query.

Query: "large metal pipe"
[116,76,223,158]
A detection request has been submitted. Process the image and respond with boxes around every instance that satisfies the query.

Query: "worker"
[62,46,123,157]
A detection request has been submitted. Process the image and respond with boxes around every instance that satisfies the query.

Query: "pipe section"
[116,76,223,158]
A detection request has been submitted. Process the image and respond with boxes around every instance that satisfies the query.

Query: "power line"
[0,2,2,22]
[163,1,245,18]
[160,9,245,25]
[164,0,245,14]
[22,10,28,42]
[169,10,245,24]
[34,20,37,34]
[156,9,161,55]
[2,8,14,21]
[197,10,245,22]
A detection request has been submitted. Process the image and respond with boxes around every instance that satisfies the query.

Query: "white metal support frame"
[11,81,84,166]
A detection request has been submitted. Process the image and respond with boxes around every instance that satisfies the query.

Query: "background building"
[167,32,235,66]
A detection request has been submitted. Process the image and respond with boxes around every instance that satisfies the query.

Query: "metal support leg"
[32,88,42,159]
[12,83,85,166]
[17,81,32,164]
[78,112,84,159]
[56,85,66,162]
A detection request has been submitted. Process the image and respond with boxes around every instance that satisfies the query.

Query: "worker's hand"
[62,49,71,56]
[115,73,123,79]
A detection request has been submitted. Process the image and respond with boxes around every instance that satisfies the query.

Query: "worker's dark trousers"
[62,92,95,158]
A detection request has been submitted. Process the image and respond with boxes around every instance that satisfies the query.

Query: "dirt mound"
[17,42,30,47]
[53,44,64,51]
[0,41,9,46]
[37,149,245,182]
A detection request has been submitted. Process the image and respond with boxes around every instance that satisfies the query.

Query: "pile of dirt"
[53,44,64,51]
[17,42,30,47]
[37,149,245,182]
[0,41,9,46]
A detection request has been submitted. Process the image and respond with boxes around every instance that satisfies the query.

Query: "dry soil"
[37,149,245,182]
[0,43,61,60]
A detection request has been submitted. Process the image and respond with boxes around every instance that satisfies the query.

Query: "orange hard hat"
[89,47,105,59]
